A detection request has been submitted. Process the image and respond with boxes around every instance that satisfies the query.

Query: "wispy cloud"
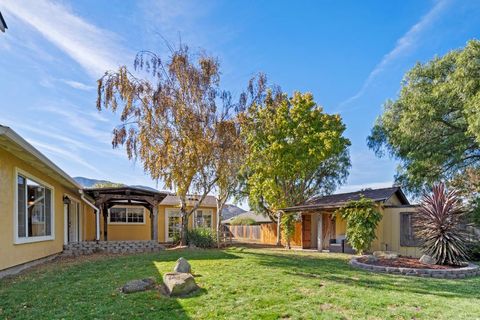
[3,0,131,78]
[338,0,450,110]
[35,105,112,143]
[28,138,102,174]
[60,79,95,91]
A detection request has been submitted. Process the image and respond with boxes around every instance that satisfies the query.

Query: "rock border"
[63,241,165,256]
[350,256,480,279]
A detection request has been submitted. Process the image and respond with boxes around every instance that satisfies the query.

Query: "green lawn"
[1,247,479,320]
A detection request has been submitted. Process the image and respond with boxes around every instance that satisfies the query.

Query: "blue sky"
[1,0,480,207]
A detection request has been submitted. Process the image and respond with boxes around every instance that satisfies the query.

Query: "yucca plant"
[415,183,469,266]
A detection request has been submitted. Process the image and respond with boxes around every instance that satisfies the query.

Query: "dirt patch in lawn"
[357,256,461,269]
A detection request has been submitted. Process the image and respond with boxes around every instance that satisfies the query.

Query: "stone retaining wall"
[63,241,165,256]
[350,256,480,279]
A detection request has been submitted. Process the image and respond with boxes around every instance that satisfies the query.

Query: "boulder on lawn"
[122,278,155,294]
[163,272,199,296]
[173,257,191,273]
[373,251,399,260]
[419,254,436,265]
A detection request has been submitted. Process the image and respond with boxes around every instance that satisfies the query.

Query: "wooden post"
[103,204,108,241]
[276,212,282,246]
[152,204,159,242]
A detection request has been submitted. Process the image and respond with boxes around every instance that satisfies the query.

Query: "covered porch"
[83,186,170,242]
[298,210,354,253]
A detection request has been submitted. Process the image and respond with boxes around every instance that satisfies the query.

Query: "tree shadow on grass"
[149,263,210,320]
[239,249,480,300]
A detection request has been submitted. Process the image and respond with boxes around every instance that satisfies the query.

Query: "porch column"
[317,213,323,251]
[152,204,159,242]
[95,208,100,241]
[103,204,108,241]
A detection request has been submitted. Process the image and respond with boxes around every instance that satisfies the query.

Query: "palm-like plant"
[415,183,469,266]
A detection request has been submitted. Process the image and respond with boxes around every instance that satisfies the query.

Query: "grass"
[0,247,479,319]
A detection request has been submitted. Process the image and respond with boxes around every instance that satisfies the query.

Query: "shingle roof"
[160,195,217,207]
[283,187,409,212]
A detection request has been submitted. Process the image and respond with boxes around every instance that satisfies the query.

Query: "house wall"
[380,206,423,257]
[91,204,218,242]
[333,204,422,257]
[0,148,86,270]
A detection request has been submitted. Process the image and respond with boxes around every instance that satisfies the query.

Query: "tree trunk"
[180,198,189,246]
[216,197,225,248]
[276,211,282,246]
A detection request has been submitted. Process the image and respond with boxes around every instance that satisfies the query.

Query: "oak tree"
[368,40,480,196]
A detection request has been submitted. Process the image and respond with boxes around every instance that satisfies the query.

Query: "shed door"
[302,214,311,249]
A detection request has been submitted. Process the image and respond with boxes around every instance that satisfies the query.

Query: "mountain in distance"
[221,204,246,220]
[73,177,120,188]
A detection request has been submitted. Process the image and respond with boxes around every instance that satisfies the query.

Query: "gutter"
[79,190,100,241]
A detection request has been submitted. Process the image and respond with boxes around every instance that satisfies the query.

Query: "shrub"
[172,232,181,246]
[230,217,256,225]
[281,213,298,249]
[415,183,469,266]
[337,196,382,255]
[468,241,480,261]
[186,228,216,248]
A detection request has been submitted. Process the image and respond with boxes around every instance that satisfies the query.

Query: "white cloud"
[37,105,112,142]
[338,0,450,109]
[61,79,95,91]
[2,0,131,78]
[28,138,102,174]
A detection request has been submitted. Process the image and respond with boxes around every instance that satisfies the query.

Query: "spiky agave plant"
[415,183,469,266]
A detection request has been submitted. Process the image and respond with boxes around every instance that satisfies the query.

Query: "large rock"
[419,254,436,265]
[122,278,155,294]
[373,251,399,260]
[173,257,191,273]
[163,272,199,296]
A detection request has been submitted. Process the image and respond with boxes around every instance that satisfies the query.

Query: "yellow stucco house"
[284,187,422,257]
[1,123,421,277]
[0,125,218,275]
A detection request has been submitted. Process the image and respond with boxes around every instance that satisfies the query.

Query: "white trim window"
[15,170,54,243]
[194,209,213,229]
[166,209,181,241]
[108,207,145,224]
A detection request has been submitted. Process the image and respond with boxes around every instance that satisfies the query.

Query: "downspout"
[79,190,100,241]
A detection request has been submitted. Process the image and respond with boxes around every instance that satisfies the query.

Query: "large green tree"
[368,40,480,195]
[240,78,351,247]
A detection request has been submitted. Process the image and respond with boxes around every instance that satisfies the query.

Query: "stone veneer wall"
[350,257,480,279]
[63,241,165,256]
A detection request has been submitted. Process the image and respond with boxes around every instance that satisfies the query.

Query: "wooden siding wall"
[226,222,302,247]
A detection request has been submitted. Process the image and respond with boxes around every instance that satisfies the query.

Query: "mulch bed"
[358,256,461,269]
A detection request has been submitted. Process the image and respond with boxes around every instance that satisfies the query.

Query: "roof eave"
[0,125,82,190]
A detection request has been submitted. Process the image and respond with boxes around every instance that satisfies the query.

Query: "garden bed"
[350,256,479,279]
[358,256,461,269]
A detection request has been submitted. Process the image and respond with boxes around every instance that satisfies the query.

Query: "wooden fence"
[225,222,302,247]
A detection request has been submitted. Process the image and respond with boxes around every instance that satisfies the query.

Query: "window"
[400,212,420,247]
[109,207,145,224]
[166,209,181,241]
[16,172,53,242]
[194,209,212,229]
